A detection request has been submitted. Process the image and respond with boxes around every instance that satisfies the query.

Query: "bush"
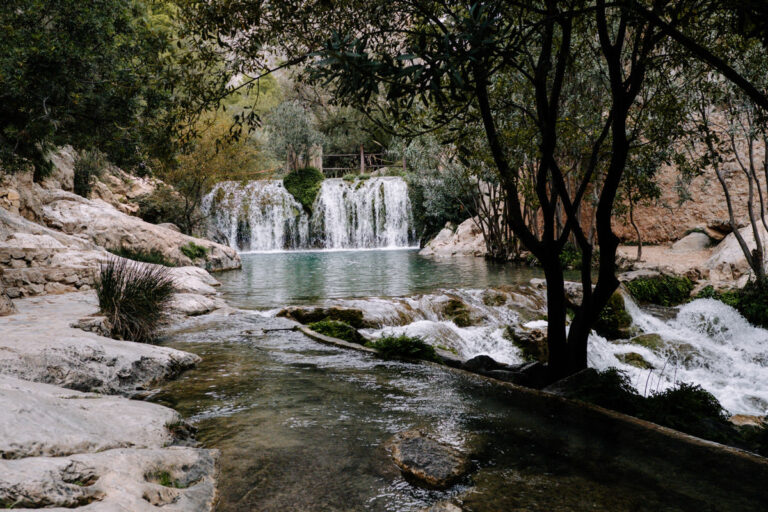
[137,186,188,230]
[180,241,208,260]
[625,275,694,306]
[73,150,106,197]
[95,258,176,343]
[283,167,324,212]
[108,247,176,267]
[308,319,365,344]
[366,335,440,362]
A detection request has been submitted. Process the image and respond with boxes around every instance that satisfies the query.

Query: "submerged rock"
[388,430,471,489]
[504,325,548,362]
[616,352,654,370]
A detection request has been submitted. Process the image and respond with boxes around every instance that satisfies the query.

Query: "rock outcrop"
[0,376,218,511]
[706,218,768,284]
[419,218,486,257]
[0,293,200,394]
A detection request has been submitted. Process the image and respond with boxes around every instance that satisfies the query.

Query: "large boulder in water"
[419,218,486,257]
[387,430,471,489]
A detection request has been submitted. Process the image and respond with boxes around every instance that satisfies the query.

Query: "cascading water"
[312,177,415,249]
[202,180,309,251]
[202,177,415,251]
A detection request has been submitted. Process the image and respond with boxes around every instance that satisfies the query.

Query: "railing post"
[402,154,407,173]
[360,144,365,175]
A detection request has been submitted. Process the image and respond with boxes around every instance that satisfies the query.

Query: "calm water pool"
[216,250,560,309]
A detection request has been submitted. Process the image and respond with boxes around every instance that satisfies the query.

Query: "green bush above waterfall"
[697,280,768,328]
[283,167,325,213]
[308,319,366,344]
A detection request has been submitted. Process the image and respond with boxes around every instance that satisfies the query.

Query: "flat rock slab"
[0,375,178,459]
[0,292,200,393]
[0,446,218,511]
[388,430,471,489]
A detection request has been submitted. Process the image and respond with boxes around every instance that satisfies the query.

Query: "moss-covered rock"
[594,293,633,340]
[442,298,474,327]
[283,167,324,213]
[277,306,366,328]
[629,333,664,351]
[307,319,365,344]
[366,335,440,362]
[625,274,694,306]
[616,352,654,369]
[504,326,548,363]
[481,290,507,307]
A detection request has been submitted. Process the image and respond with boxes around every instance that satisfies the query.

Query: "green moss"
[625,275,694,306]
[342,172,371,182]
[594,293,633,340]
[442,298,474,327]
[629,333,664,351]
[616,352,653,369]
[278,307,365,328]
[481,290,507,307]
[108,247,176,267]
[180,241,208,260]
[283,166,324,212]
[366,335,440,362]
[308,319,365,344]
[147,470,188,489]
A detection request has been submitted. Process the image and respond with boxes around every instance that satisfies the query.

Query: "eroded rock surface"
[0,293,200,393]
[419,218,486,258]
[388,430,471,489]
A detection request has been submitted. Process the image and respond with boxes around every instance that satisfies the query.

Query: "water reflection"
[217,250,553,309]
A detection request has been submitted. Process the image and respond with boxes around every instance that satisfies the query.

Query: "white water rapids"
[320,290,768,416]
[202,177,415,251]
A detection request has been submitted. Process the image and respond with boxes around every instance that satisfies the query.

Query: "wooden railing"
[322,145,406,177]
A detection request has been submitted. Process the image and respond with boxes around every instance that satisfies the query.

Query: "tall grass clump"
[96,258,176,343]
[73,149,106,197]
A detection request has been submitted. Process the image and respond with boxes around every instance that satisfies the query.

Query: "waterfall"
[312,177,415,249]
[202,177,415,251]
[202,180,309,251]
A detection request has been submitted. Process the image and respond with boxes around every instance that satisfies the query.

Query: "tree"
[177,0,768,380]
[265,100,324,171]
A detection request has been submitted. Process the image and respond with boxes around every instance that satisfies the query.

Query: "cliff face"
[612,141,767,244]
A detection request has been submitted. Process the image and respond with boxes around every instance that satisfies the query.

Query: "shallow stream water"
[153,250,768,510]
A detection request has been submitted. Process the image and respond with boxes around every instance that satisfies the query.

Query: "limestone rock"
[169,293,222,317]
[0,293,200,394]
[388,430,471,489]
[0,285,15,316]
[707,219,768,281]
[0,375,178,459]
[423,502,463,512]
[0,447,218,512]
[420,218,486,257]
[39,191,239,271]
[671,231,712,252]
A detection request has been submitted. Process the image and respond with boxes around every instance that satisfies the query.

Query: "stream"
[152,250,768,511]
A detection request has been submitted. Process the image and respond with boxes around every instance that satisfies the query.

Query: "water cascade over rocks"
[202,177,415,251]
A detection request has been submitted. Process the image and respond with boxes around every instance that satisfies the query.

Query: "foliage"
[108,247,175,267]
[442,298,473,327]
[180,241,207,260]
[0,0,227,178]
[265,100,324,171]
[72,150,106,198]
[283,167,324,213]
[147,470,188,489]
[95,258,175,343]
[137,186,187,231]
[625,276,695,307]
[593,293,633,340]
[366,335,440,363]
[698,280,768,328]
[308,319,365,344]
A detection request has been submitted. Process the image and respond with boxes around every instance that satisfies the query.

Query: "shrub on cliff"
[366,335,440,362]
[73,150,106,197]
[283,167,324,213]
[96,258,175,343]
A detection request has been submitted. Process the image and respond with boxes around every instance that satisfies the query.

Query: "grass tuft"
[96,258,176,343]
[180,241,208,260]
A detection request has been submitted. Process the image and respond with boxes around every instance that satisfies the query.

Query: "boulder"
[423,502,463,512]
[387,430,471,489]
[420,217,486,257]
[0,292,200,394]
[707,218,768,281]
[671,231,712,253]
